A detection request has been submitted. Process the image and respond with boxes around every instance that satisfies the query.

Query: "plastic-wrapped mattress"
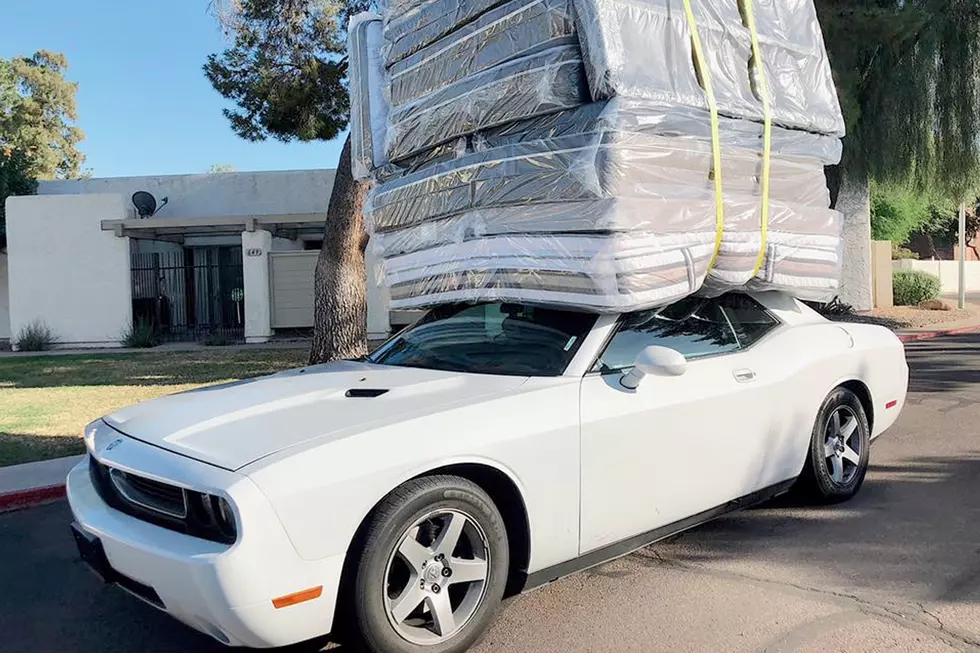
[366,0,846,310]
[387,0,578,107]
[385,45,590,161]
[384,0,509,65]
[573,0,845,136]
[371,97,843,310]
[349,13,390,180]
[379,210,842,311]
[369,99,839,233]
[368,134,831,233]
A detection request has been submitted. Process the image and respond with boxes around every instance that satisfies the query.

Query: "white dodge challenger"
[67,291,908,652]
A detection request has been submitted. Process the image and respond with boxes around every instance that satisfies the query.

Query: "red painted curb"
[898,324,980,343]
[0,484,66,513]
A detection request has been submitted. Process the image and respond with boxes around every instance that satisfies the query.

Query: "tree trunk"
[826,163,873,311]
[309,134,371,364]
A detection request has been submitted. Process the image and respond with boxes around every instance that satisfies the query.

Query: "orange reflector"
[885,400,898,409]
[272,586,323,609]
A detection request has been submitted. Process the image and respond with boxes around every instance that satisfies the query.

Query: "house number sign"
[245,248,263,257]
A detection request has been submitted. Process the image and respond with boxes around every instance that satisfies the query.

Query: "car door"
[577,295,776,553]
[713,293,799,493]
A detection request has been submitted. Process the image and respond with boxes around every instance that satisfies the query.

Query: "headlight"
[187,491,238,543]
[83,421,99,454]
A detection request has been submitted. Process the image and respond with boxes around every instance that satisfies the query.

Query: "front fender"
[241,380,581,572]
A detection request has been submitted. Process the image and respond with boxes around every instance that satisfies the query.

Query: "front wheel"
[797,387,871,503]
[352,476,509,653]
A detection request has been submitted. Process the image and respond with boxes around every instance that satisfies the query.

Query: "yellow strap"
[741,0,773,278]
[681,0,725,273]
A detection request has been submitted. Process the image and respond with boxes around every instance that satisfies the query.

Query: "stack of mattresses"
[348,0,846,312]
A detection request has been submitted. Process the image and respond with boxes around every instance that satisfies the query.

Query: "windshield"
[367,303,598,376]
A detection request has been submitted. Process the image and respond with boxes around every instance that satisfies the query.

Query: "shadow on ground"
[0,432,84,467]
[905,334,980,394]
[649,454,980,607]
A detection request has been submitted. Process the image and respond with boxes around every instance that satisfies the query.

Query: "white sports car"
[67,291,908,652]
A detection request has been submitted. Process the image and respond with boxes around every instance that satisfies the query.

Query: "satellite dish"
[131,192,169,218]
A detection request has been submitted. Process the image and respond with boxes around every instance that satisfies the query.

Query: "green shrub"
[14,319,58,351]
[893,269,941,306]
[122,317,160,348]
[891,244,920,260]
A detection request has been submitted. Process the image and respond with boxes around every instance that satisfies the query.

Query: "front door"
[578,294,780,553]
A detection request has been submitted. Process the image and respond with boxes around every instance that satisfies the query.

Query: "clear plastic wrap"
[364,0,845,310]
[388,0,578,107]
[475,97,841,162]
[376,202,841,312]
[369,99,835,234]
[572,0,845,136]
[385,45,590,162]
[368,134,831,232]
[383,0,510,66]
[381,230,720,311]
[750,0,846,138]
[348,12,389,180]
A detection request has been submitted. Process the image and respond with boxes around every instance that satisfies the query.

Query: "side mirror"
[620,346,687,389]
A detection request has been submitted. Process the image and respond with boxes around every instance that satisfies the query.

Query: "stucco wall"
[38,169,336,220]
[0,253,10,341]
[894,259,980,294]
[6,194,132,348]
[243,229,274,344]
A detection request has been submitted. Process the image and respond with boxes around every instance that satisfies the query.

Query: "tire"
[351,475,510,653]
[797,387,871,503]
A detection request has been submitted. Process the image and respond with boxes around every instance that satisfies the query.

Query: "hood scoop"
[345,388,390,398]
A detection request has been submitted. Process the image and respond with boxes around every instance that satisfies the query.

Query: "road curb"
[898,324,980,343]
[0,483,66,513]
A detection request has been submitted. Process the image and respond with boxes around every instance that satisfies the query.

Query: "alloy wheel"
[383,509,491,645]
[824,405,862,486]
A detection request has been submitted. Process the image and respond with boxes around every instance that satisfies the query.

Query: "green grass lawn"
[0,349,308,467]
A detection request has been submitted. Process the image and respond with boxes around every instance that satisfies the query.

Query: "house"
[0,169,398,348]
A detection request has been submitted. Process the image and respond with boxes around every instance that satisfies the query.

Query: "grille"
[88,457,236,545]
[109,468,187,519]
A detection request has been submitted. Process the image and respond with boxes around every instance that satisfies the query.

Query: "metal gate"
[131,247,244,342]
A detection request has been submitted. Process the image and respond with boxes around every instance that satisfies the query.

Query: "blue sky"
[3,0,346,178]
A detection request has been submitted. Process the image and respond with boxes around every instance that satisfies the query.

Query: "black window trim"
[583,293,783,377]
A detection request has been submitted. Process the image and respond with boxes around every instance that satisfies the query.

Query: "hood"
[103,361,528,470]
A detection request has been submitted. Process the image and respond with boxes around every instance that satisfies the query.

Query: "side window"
[593,296,739,373]
[717,293,779,348]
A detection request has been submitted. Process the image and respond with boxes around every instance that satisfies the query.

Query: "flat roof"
[102,214,326,241]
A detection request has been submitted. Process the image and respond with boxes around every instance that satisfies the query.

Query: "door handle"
[733,368,756,383]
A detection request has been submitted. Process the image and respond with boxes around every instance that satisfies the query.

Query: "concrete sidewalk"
[0,456,83,512]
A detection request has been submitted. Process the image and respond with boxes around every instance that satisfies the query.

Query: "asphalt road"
[2,335,979,653]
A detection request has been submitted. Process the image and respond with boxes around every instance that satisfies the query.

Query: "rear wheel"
[797,387,871,503]
[352,476,509,653]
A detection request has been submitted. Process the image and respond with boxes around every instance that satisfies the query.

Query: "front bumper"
[66,453,345,648]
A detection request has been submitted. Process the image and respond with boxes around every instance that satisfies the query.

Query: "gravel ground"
[824,303,978,330]
[869,304,977,328]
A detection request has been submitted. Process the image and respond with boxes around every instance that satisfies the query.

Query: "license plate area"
[70,523,165,608]
[71,522,114,583]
